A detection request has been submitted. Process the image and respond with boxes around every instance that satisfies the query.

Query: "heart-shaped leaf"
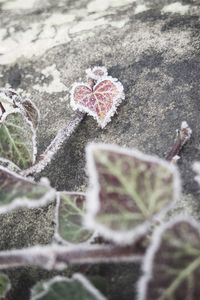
[0,166,55,213]
[0,88,39,169]
[85,143,180,244]
[54,192,93,244]
[70,68,124,128]
[138,217,200,300]
[31,274,106,300]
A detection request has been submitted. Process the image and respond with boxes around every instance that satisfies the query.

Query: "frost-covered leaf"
[31,274,106,300]
[0,88,39,169]
[166,121,192,162]
[0,113,37,169]
[0,273,10,298]
[138,217,200,300]
[21,98,39,129]
[55,192,93,244]
[0,88,21,122]
[0,157,21,172]
[85,144,180,244]
[0,166,55,213]
[0,88,39,126]
[70,67,124,128]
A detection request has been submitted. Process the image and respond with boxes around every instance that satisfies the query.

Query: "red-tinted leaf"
[70,70,124,128]
[138,217,200,300]
[85,143,180,244]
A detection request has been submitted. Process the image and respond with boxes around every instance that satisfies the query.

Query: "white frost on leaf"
[137,216,200,300]
[70,67,125,128]
[0,89,21,122]
[0,157,21,172]
[0,88,39,165]
[84,143,181,244]
[31,273,107,300]
[0,166,56,214]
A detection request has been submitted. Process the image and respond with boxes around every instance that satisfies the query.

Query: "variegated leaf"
[85,144,180,244]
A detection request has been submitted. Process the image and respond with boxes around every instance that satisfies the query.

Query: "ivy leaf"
[0,166,55,213]
[0,88,20,122]
[85,144,180,244]
[0,157,21,173]
[31,273,106,300]
[0,273,10,299]
[138,217,200,300]
[55,192,93,244]
[20,98,39,129]
[0,113,37,169]
[0,88,39,169]
[70,67,125,128]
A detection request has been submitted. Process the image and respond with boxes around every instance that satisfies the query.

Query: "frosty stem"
[22,111,85,177]
[165,121,192,163]
[0,243,145,270]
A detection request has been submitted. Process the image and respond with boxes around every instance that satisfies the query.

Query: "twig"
[22,111,85,177]
[0,242,146,270]
[165,121,192,163]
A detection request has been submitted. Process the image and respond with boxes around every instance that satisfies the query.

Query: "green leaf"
[0,166,55,213]
[0,157,21,173]
[0,88,39,169]
[0,88,39,127]
[85,144,180,244]
[0,113,37,169]
[55,192,93,244]
[138,217,200,300]
[0,273,10,299]
[31,274,106,300]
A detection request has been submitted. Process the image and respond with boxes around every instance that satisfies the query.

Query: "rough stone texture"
[0,204,55,251]
[0,0,200,299]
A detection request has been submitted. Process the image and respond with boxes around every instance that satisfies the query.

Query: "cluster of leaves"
[0,71,199,300]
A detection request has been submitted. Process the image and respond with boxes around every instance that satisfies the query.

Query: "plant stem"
[165,121,192,163]
[22,111,85,177]
[0,242,145,270]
